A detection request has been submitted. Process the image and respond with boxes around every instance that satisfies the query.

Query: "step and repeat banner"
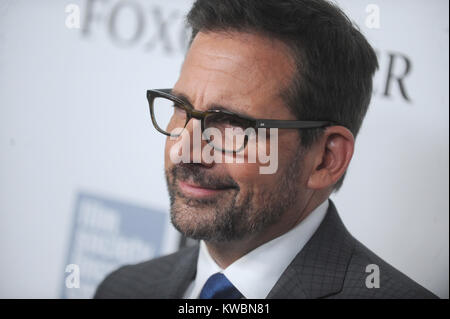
[0,0,448,298]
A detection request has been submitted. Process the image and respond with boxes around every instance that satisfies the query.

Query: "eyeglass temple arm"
[255,120,334,129]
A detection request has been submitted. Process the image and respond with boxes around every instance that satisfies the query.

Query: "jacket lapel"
[166,244,199,298]
[267,200,355,299]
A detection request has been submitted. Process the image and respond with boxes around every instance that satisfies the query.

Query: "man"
[95,0,437,299]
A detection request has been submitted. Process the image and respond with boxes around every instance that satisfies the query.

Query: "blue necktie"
[199,273,243,299]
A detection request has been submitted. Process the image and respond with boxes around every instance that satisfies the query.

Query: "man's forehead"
[185,31,294,78]
[174,31,295,117]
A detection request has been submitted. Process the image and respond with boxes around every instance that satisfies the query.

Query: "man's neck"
[204,193,328,269]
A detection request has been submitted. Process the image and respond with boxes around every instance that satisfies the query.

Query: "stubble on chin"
[164,145,304,243]
[167,177,243,242]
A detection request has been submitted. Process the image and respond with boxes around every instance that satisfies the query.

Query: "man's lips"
[178,180,234,198]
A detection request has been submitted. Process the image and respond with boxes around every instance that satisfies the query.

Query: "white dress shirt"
[183,199,329,299]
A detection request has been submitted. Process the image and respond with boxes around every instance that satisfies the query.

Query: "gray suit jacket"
[94,201,437,299]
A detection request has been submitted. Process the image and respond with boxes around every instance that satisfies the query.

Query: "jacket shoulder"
[337,238,438,299]
[94,245,198,299]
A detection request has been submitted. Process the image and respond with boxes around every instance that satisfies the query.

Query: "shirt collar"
[187,199,329,299]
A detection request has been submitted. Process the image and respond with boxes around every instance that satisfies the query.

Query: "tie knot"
[199,273,243,299]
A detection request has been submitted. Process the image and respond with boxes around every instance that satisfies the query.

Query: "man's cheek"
[227,162,265,183]
[164,139,174,169]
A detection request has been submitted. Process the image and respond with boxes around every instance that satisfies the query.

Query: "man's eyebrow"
[170,89,254,119]
[170,90,192,107]
[207,104,255,120]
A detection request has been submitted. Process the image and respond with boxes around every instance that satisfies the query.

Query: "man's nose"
[182,118,215,167]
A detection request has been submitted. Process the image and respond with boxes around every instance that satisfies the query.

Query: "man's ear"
[307,126,354,190]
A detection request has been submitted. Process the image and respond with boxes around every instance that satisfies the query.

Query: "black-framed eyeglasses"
[147,88,334,153]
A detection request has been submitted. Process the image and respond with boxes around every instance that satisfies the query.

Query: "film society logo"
[62,193,167,298]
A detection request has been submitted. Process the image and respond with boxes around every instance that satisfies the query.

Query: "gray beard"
[166,148,304,243]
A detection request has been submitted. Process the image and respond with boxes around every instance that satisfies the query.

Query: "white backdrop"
[0,0,448,298]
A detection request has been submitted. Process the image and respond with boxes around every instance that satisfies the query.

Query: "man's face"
[165,31,311,243]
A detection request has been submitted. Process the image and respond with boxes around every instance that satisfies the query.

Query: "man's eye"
[173,105,185,116]
[223,117,247,128]
[225,119,242,127]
